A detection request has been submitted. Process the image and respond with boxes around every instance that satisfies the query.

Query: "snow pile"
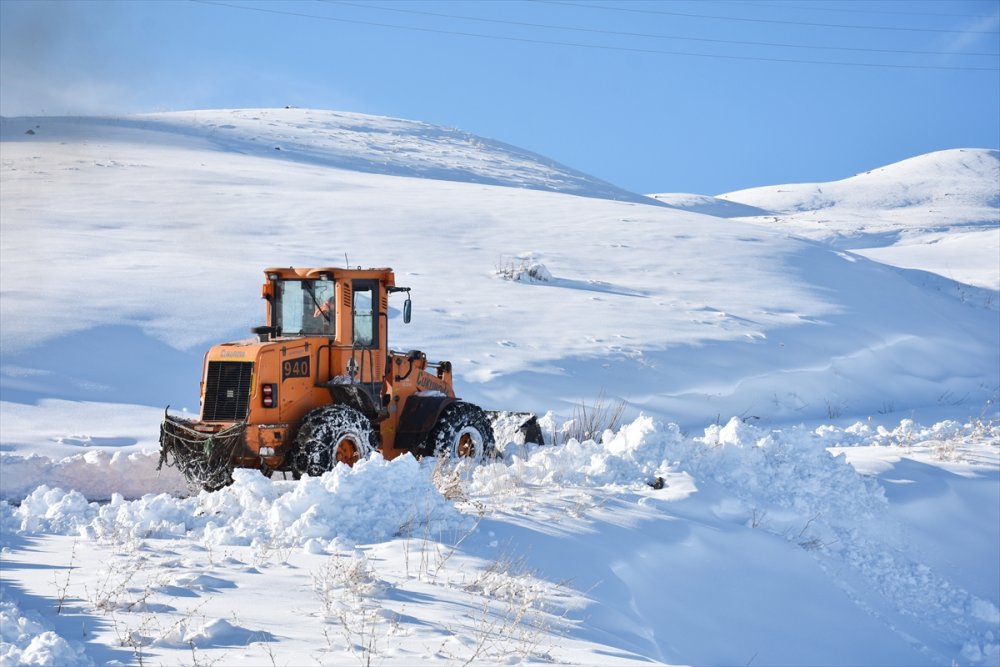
[1,415,997,664]
[814,416,1000,450]
[473,415,1000,663]
[690,419,998,662]
[483,415,676,488]
[0,590,93,667]
[153,617,275,650]
[494,258,553,284]
[0,450,186,503]
[2,454,468,550]
[482,416,890,541]
[690,417,891,540]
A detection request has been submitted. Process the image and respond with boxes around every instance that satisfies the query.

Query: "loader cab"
[260,267,400,349]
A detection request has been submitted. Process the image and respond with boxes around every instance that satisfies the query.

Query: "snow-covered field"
[1,109,998,665]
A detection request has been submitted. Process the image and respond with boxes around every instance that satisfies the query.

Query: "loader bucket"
[487,411,544,448]
[158,411,247,492]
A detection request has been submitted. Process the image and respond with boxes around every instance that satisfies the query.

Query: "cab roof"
[263,267,396,285]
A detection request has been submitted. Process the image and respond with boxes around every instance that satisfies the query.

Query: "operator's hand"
[314,300,333,318]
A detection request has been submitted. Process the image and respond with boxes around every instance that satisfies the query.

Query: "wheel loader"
[158,266,541,490]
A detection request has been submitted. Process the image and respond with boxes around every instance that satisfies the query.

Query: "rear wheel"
[426,402,496,462]
[293,405,375,476]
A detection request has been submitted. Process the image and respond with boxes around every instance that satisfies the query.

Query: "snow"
[0,595,93,667]
[703,148,1000,291]
[648,192,774,218]
[1,413,997,665]
[1,108,998,665]
[853,228,1000,291]
[3,112,996,428]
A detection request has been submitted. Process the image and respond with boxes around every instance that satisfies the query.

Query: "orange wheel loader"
[158,266,541,491]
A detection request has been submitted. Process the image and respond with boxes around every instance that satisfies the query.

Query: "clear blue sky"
[1,0,998,194]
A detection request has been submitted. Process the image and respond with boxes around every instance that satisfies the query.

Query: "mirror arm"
[388,287,413,324]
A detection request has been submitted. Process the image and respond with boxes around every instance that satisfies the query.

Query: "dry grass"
[564,391,627,444]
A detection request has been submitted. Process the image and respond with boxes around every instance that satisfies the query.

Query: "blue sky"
[1,0,997,194]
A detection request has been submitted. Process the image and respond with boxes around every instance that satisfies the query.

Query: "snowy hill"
[2,109,654,204]
[1,109,998,666]
[720,148,999,216]
[705,149,1000,290]
[647,192,774,218]
[2,110,996,425]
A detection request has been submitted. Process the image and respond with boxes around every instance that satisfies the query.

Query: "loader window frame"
[351,280,379,348]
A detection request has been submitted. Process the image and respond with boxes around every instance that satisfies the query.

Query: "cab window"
[352,282,376,346]
[277,279,335,335]
[304,280,335,335]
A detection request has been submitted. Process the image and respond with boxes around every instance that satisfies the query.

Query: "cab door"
[350,279,384,386]
[351,280,378,348]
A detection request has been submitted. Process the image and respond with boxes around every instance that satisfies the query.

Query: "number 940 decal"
[282,356,310,380]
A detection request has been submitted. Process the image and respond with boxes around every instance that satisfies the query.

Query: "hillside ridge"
[0,108,659,205]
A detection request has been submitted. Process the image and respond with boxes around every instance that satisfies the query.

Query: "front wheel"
[426,402,497,462]
[293,405,375,476]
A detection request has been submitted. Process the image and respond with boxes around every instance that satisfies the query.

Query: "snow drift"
[2,415,997,665]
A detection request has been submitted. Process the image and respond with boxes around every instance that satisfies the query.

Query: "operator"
[313,297,335,333]
[308,279,336,334]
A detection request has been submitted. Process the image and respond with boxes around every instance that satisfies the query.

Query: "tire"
[293,405,376,476]
[426,402,496,462]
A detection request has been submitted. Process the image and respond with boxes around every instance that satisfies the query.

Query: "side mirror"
[403,297,412,324]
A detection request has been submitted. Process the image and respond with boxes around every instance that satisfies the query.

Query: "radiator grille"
[202,361,254,422]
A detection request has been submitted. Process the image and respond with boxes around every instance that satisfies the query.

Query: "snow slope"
[1,109,998,666]
[648,192,773,218]
[2,111,996,427]
[722,149,998,216]
[698,149,1000,290]
[3,109,654,205]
